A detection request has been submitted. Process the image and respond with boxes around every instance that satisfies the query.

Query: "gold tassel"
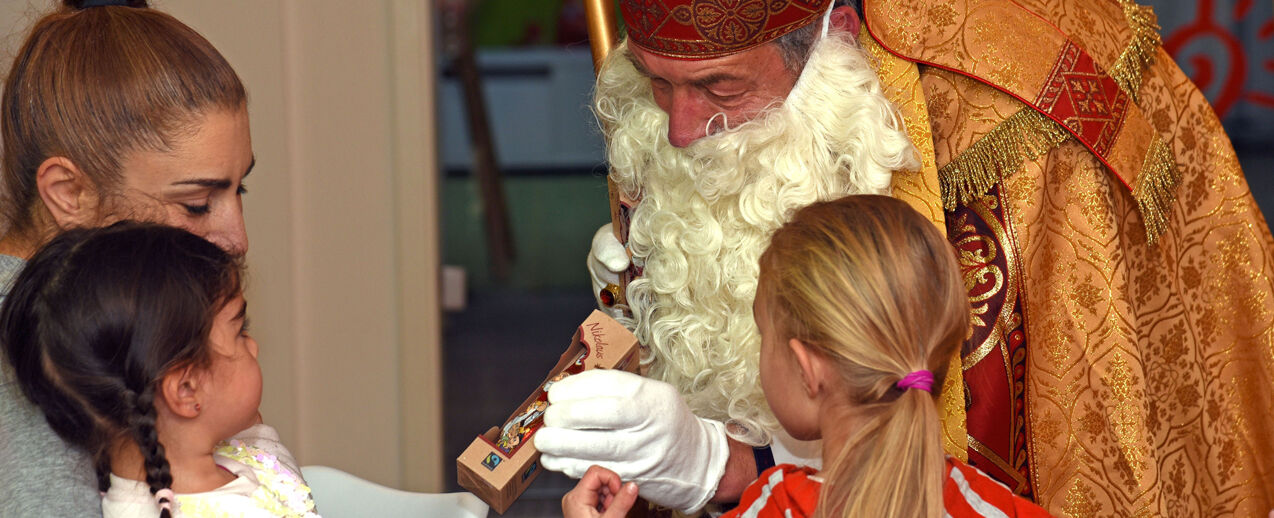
[939,109,1071,210]
[1115,1,1177,244]
[1131,137,1179,244]
[1108,1,1161,102]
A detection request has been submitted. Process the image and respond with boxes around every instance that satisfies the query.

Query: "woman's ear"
[36,156,101,229]
[158,365,203,419]
[788,338,829,399]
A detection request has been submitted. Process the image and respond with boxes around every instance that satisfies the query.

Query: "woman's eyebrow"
[168,157,255,189]
[170,178,232,189]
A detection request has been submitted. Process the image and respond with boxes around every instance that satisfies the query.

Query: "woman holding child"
[0,0,270,515]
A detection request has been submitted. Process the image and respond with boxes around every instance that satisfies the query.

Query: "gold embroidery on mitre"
[1107,0,1161,103]
[1131,136,1179,244]
[938,108,1070,211]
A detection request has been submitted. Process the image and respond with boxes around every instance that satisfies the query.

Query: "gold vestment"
[867,0,1274,515]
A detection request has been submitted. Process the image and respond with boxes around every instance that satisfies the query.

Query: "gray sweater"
[0,254,102,517]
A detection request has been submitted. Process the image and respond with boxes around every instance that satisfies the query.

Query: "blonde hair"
[758,195,969,518]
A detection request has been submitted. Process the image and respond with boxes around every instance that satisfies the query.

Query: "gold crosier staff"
[585,0,633,311]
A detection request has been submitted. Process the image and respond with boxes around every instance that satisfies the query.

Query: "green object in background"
[470,0,623,48]
[472,0,563,47]
[443,174,610,290]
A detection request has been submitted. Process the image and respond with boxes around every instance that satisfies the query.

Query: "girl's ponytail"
[758,195,969,518]
[815,377,945,517]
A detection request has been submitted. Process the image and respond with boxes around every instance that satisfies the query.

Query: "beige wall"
[0,0,444,492]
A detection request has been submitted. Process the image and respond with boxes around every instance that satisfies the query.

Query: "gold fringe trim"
[939,1,1170,215]
[1108,1,1162,102]
[1131,137,1179,244]
[939,108,1071,210]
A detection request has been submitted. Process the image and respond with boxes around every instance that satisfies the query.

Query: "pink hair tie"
[897,370,934,392]
[154,488,175,512]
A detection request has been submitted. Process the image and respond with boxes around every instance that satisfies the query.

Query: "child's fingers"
[577,465,623,495]
[562,465,623,518]
[561,468,605,517]
[583,466,631,511]
[602,484,623,511]
[600,482,639,518]
[561,486,599,518]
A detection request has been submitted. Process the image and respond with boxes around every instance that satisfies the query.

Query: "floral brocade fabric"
[865,0,1274,516]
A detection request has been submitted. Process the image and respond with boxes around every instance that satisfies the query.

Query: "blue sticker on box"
[482,452,502,471]
[522,461,537,482]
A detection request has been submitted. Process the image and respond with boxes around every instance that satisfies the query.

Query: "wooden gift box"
[456,310,641,514]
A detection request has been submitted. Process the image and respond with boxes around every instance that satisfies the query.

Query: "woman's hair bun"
[63,0,149,9]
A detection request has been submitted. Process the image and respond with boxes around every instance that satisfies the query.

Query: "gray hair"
[772,0,856,73]
[773,23,819,72]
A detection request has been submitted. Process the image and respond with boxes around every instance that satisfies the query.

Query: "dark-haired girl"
[0,0,253,515]
[2,222,315,517]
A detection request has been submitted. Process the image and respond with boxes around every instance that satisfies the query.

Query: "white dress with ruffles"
[101,424,318,517]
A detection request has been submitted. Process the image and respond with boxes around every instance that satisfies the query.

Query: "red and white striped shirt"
[721,458,1052,518]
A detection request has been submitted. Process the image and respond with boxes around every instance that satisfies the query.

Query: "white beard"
[595,29,919,444]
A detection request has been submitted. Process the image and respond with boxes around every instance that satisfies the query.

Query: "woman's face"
[110,106,253,255]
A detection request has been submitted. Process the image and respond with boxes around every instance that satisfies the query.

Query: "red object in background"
[1162,0,1274,116]
[557,0,591,45]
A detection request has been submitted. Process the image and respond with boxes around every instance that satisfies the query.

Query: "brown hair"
[1,0,246,234]
[1,221,244,518]
[758,195,969,518]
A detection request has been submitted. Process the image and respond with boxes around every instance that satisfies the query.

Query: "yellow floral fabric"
[862,32,971,464]
[865,0,1274,515]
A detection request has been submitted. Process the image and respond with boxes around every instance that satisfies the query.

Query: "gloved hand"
[535,370,729,513]
[587,223,630,319]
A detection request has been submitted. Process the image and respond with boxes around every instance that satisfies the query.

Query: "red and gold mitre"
[619,0,832,59]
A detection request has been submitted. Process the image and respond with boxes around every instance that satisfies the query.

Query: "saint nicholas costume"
[603,0,1274,515]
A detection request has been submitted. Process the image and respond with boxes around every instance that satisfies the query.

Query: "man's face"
[629,43,800,148]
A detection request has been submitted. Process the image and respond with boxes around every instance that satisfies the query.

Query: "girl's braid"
[127,387,175,517]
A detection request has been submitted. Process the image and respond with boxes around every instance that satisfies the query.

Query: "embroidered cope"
[862,0,1274,515]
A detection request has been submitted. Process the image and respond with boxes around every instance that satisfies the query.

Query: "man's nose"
[665,89,713,148]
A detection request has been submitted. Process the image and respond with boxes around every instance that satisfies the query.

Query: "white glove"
[587,223,630,319]
[535,370,729,513]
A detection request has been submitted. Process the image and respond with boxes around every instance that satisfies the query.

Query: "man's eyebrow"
[690,73,745,89]
[234,299,247,321]
[243,156,256,179]
[630,57,655,78]
[627,52,743,88]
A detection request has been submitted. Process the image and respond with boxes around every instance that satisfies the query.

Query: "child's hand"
[562,465,639,518]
